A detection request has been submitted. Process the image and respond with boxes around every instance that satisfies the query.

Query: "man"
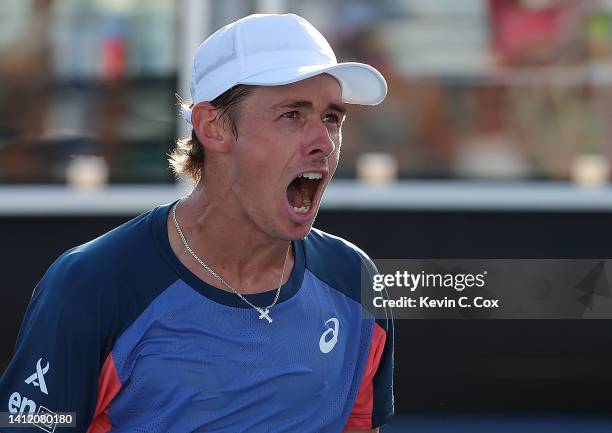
[0,13,393,433]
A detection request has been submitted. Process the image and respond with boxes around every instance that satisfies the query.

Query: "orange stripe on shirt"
[86,352,122,433]
[344,322,387,430]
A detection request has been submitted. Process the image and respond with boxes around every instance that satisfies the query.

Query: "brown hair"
[168,85,255,182]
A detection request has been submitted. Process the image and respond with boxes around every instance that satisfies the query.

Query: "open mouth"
[286,172,323,214]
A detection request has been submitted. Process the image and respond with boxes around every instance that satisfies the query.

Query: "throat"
[287,177,316,213]
[287,182,311,207]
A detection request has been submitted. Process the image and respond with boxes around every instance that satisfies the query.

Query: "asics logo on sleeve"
[319,318,339,353]
[24,358,49,395]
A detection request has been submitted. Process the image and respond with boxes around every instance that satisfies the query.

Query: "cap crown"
[190,14,337,103]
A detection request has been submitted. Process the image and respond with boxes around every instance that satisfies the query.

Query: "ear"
[191,102,233,153]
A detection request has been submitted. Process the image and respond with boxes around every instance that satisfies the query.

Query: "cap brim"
[240,62,387,106]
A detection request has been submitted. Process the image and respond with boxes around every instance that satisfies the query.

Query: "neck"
[169,184,294,295]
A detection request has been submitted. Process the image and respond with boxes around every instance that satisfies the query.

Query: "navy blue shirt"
[0,202,393,432]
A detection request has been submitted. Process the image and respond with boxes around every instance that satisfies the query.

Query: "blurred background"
[4,0,612,184]
[2,0,612,431]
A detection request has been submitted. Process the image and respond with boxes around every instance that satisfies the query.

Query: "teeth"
[292,205,311,214]
[300,172,322,180]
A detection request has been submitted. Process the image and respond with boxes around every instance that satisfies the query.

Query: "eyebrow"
[272,100,347,114]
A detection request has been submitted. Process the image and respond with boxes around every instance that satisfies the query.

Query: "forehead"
[248,74,343,108]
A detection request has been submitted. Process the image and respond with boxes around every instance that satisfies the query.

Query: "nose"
[302,118,336,159]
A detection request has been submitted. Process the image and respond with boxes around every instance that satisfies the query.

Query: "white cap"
[182,13,387,124]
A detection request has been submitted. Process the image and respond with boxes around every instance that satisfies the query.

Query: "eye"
[281,111,299,119]
[323,113,342,125]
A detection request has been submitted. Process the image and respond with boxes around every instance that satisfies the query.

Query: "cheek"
[330,139,342,170]
[231,141,285,200]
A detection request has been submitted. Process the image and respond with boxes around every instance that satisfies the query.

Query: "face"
[226,74,345,240]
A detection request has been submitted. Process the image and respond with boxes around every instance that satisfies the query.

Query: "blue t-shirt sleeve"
[0,251,106,433]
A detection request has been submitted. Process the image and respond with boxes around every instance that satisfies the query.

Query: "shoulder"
[32,206,174,315]
[302,227,377,303]
[303,227,374,267]
[40,210,152,286]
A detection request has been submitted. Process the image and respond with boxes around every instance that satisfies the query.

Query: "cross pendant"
[258,308,273,323]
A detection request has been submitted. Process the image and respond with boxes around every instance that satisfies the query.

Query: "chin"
[291,225,314,240]
[274,219,315,241]
[278,224,313,241]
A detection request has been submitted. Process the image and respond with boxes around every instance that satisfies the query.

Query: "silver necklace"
[171,199,290,323]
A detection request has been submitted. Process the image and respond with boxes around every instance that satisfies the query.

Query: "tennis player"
[0,13,393,433]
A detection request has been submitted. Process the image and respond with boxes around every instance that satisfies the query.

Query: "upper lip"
[292,168,329,181]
